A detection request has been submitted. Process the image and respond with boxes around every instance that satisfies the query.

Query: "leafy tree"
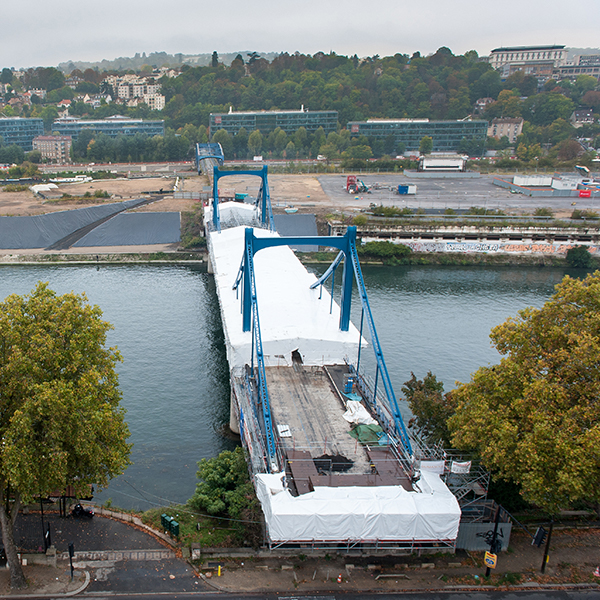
[557,138,583,161]
[319,142,338,163]
[419,135,433,154]
[581,90,600,111]
[211,128,233,158]
[187,447,261,545]
[566,245,593,268]
[248,129,263,156]
[0,283,131,589]
[211,51,219,68]
[449,272,600,514]
[402,372,455,446]
[342,144,372,159]
[1,68,13,84]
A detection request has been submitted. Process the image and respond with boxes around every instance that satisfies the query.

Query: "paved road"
[14,512,210,594]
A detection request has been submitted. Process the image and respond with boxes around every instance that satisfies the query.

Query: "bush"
[571,209,599,220]
[188,448,259,518]
[2,184,28,192]
[566,245,593,268]
[534,207,553,217]
[358,240,411,262]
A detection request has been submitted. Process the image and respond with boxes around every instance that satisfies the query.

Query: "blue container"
[398,185,409,195]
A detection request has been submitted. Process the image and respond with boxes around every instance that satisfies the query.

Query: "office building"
[209,108,338,136]
[0,117,44,151]
[488,45,566,79]
[52,116,164,140]
[347,119,488,153]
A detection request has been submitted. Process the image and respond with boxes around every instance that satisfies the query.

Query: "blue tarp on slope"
[0,199,145,249]
[73,212,181,247]
[272,213,318,251]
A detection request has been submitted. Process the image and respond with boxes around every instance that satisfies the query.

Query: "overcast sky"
[3,0,600,69]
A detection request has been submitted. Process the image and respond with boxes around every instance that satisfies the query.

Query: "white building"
[489,45,566,79]
[487,118,524,143]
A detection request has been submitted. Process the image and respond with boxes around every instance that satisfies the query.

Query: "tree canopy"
[0,283,131,589]
[449,272,600,514]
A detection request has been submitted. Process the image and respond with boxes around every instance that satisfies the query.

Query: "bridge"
[203,163,481,551]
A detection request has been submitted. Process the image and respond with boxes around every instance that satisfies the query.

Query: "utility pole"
[541,518,554,574]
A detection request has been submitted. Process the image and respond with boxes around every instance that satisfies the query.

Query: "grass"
[141,504,247,548]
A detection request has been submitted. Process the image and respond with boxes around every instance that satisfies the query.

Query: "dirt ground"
[0,173,333,218]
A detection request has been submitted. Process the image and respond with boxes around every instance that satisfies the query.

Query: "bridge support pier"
[229,391,240,434]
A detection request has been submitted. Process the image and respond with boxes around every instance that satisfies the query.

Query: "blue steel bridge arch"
[211,165,274,233]
[234,225,413,467]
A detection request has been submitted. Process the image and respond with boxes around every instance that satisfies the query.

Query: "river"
[0,263,575,510]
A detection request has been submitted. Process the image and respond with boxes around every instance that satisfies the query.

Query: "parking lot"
[316,172,599,217]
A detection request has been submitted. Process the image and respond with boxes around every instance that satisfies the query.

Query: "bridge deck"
[266,365,371,475]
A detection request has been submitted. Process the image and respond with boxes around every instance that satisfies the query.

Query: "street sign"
[484,551,497,569]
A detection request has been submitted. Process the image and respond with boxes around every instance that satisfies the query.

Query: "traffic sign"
[484,551,497,569]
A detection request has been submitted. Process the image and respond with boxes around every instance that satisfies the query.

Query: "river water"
[0,263,574,510]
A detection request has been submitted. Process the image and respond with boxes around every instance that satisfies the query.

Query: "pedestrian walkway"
[2,511,600,596]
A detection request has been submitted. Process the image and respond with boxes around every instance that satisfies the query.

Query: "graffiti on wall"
[400,241,600,255]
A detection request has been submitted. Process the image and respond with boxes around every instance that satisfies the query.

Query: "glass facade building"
[210,110,338,136]
[52,117,165,140]
[347,119,489,153]
[0,118,44,151]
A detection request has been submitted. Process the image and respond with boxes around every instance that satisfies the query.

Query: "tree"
[449,272,600,514]
[248,130,263,156]
[1,68,13,84]
[566,245,593,268]
[419,136,433,155]
[211,51,219,68]
[0,283,131,589]
[187,447,262,544]
[402,372,455,446]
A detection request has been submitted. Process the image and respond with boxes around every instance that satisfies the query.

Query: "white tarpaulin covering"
[256,471,461,542]
[343,401,377,425]
[208,215,365,368]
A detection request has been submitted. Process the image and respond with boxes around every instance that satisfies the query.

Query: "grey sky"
[3,0,600,69]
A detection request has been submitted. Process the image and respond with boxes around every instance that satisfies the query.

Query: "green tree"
[211,51,219,68]
[319,142,338,163]
[248,130,263,156]
[402,372,455,446]
[187,447,261,544]
[566,245,593,268]
[211,128,233,158]
[1,68,13,84]
[0,283,131,589]
[449,272,600,514]
[419,136,433,155]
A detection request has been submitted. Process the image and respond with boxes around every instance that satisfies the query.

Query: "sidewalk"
[197,527,600,594]
[2,512,600,596]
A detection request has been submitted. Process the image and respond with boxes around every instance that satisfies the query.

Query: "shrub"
[358,240,411,261]
[566,245,593,268]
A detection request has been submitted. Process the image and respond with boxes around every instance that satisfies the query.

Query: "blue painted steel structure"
[233,226,413,459]
[211,165,274,233]
[195,142,224,173]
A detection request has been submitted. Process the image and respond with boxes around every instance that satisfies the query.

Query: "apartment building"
[487,118,524,143]
[32,135,72,163]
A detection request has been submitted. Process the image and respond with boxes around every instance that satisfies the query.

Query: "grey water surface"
[0,263,574,509]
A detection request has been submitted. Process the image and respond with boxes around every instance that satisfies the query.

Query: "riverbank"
[0,247,593,269]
